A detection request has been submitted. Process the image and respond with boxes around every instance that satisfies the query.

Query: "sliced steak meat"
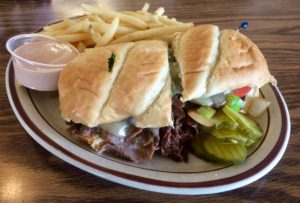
[66,95,200,163]
[159,96,199,162]
[67,122,159,163]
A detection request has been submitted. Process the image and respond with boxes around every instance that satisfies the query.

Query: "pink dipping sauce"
[14,40,78,67]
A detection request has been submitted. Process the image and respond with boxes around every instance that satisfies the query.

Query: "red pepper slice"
[232,86,252,97]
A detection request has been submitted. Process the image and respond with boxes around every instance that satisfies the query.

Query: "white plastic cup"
[6,34,79,91]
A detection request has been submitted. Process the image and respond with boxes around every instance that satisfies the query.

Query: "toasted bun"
[135,75,173,128]
[205,29,277,97]
[58,42,134,127]
[174,25,220,101]
[98,40,169,124]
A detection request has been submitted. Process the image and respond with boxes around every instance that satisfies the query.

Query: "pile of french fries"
[40,3,194,52]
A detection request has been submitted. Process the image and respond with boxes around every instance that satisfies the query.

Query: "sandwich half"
[58,40,173,162]
[174,25,276,104]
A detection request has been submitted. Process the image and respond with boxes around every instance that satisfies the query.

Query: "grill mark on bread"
[75,86,98,97]
[183,70,204,75]
[138,70,161,77]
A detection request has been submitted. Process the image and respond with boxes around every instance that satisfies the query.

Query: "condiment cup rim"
[6,33,79,69]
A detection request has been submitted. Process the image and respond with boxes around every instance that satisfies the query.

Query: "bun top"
[58,40,171,127]
[58,42,134,127]
[174,24,220,101]
[205,29,277,97]
[98,40,169,124]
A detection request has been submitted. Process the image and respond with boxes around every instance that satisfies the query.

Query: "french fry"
[93,17,120,47]
[121,11,142,17]
[40,3,194,48]
[87,14,105,23]
[121,11,147,23]
[43,21,67,32]
[90,22,106,35]
[124,11,161,24]
[55,33,90,43]
[40,30,63,36]
[89,26,102,45]
[42,16,86,32]
[147,33,178,45]
[81,3,147,29]
[159,16,182,26]
[60,19,91,34]
[141,3,150,12]
[110,23,193,44]
[154,7,165,16]
[92,21,136,36]
[63,18,78,26]
[147,21,165,28]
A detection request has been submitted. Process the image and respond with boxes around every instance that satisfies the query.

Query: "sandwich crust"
[205,29,277,97]
[98,40,169,124]
[175,25,220,101]
[58,42,134,127]
[135,75,173,128]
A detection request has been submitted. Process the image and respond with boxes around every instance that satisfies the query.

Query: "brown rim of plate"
[7,62,288,188]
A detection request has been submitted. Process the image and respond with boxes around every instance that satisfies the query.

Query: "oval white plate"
[5,60,290,195]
